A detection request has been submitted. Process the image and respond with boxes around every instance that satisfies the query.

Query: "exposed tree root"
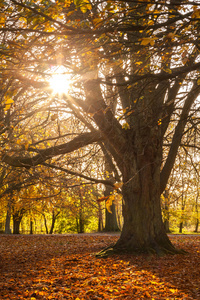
[95,244,117,258]
[95,242,187,258]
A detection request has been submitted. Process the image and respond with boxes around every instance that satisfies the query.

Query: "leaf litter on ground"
[0,234,199,299]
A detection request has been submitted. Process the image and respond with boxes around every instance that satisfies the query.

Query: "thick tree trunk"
[97,142,182,256]
[114,165,175,254]
[13,212,24,234]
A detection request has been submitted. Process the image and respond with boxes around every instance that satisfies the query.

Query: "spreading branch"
[2,131,103,168]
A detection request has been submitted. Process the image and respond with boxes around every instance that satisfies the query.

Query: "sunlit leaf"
[113,182,123,189]
[122,122,130,130]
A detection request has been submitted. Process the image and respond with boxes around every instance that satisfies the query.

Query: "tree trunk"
[194,218,199,233]
[5,210,11,234]
[194,195,199,233]
[97,144,181,256]
[104,203,120,232]
[5,200,12,234]
[78,214,84,233]
[179,222,183,233]
[49,217,56,234]
[163,190,171,233]
[43,215,49,234]
[179,200,185,234]
[30,220,33,234]
[115,165,175,254]
[104,185,120,232]
[13,211,24,234]
[49,211,60,234]
[98,202,103,232]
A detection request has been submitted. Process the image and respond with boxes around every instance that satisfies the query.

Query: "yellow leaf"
[127,110,134,116]
[141,37,155,46]
[5,97,14,104]
[80,0,92,13]
[192,9,200,18]
[169,289,177,293]
[165,68,172,74]
[122,122,130,130]
[3,104,11,111]
[197,78,200,85]
[93,18,102,27]
[113,182,123,189]
[25,142,29,150]
[106,195,115,213]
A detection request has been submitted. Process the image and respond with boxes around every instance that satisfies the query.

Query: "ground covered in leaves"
[0,234,199,299]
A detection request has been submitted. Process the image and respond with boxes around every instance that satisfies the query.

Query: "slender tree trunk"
[194,194,199,233]
[30,220,33,234]
[179,200,185,234]
[49,217,56,234]
[5,211,11,234]
[79,213,84,233]
[78,195,84,233]
[49,211,60,234]
[104,184,120,232]
[163,190,171,233]
[43,215,49,234]
[194,218,199,233]
[104,202,120,232]
[102,143,120,232]
[98,202,103,232]
[5,199,12,234]
[179,222,183,234]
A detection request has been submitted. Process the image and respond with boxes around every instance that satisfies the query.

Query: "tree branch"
[160,83,200,194]
[2,131,102,168]
[42,162,115,187]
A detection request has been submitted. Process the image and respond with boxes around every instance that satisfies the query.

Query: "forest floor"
[0,234,199,299]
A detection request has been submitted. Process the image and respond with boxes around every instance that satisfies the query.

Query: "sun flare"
[49,67,72,95]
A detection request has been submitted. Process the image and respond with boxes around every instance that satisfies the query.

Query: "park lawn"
[0,234,199,299]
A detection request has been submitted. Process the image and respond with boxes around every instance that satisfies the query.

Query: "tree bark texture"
[114,146,176,254]
[97,122,181,256]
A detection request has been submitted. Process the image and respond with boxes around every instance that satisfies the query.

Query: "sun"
[49,66,72,95]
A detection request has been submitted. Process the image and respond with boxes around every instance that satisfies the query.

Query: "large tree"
[1,0,200,254]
